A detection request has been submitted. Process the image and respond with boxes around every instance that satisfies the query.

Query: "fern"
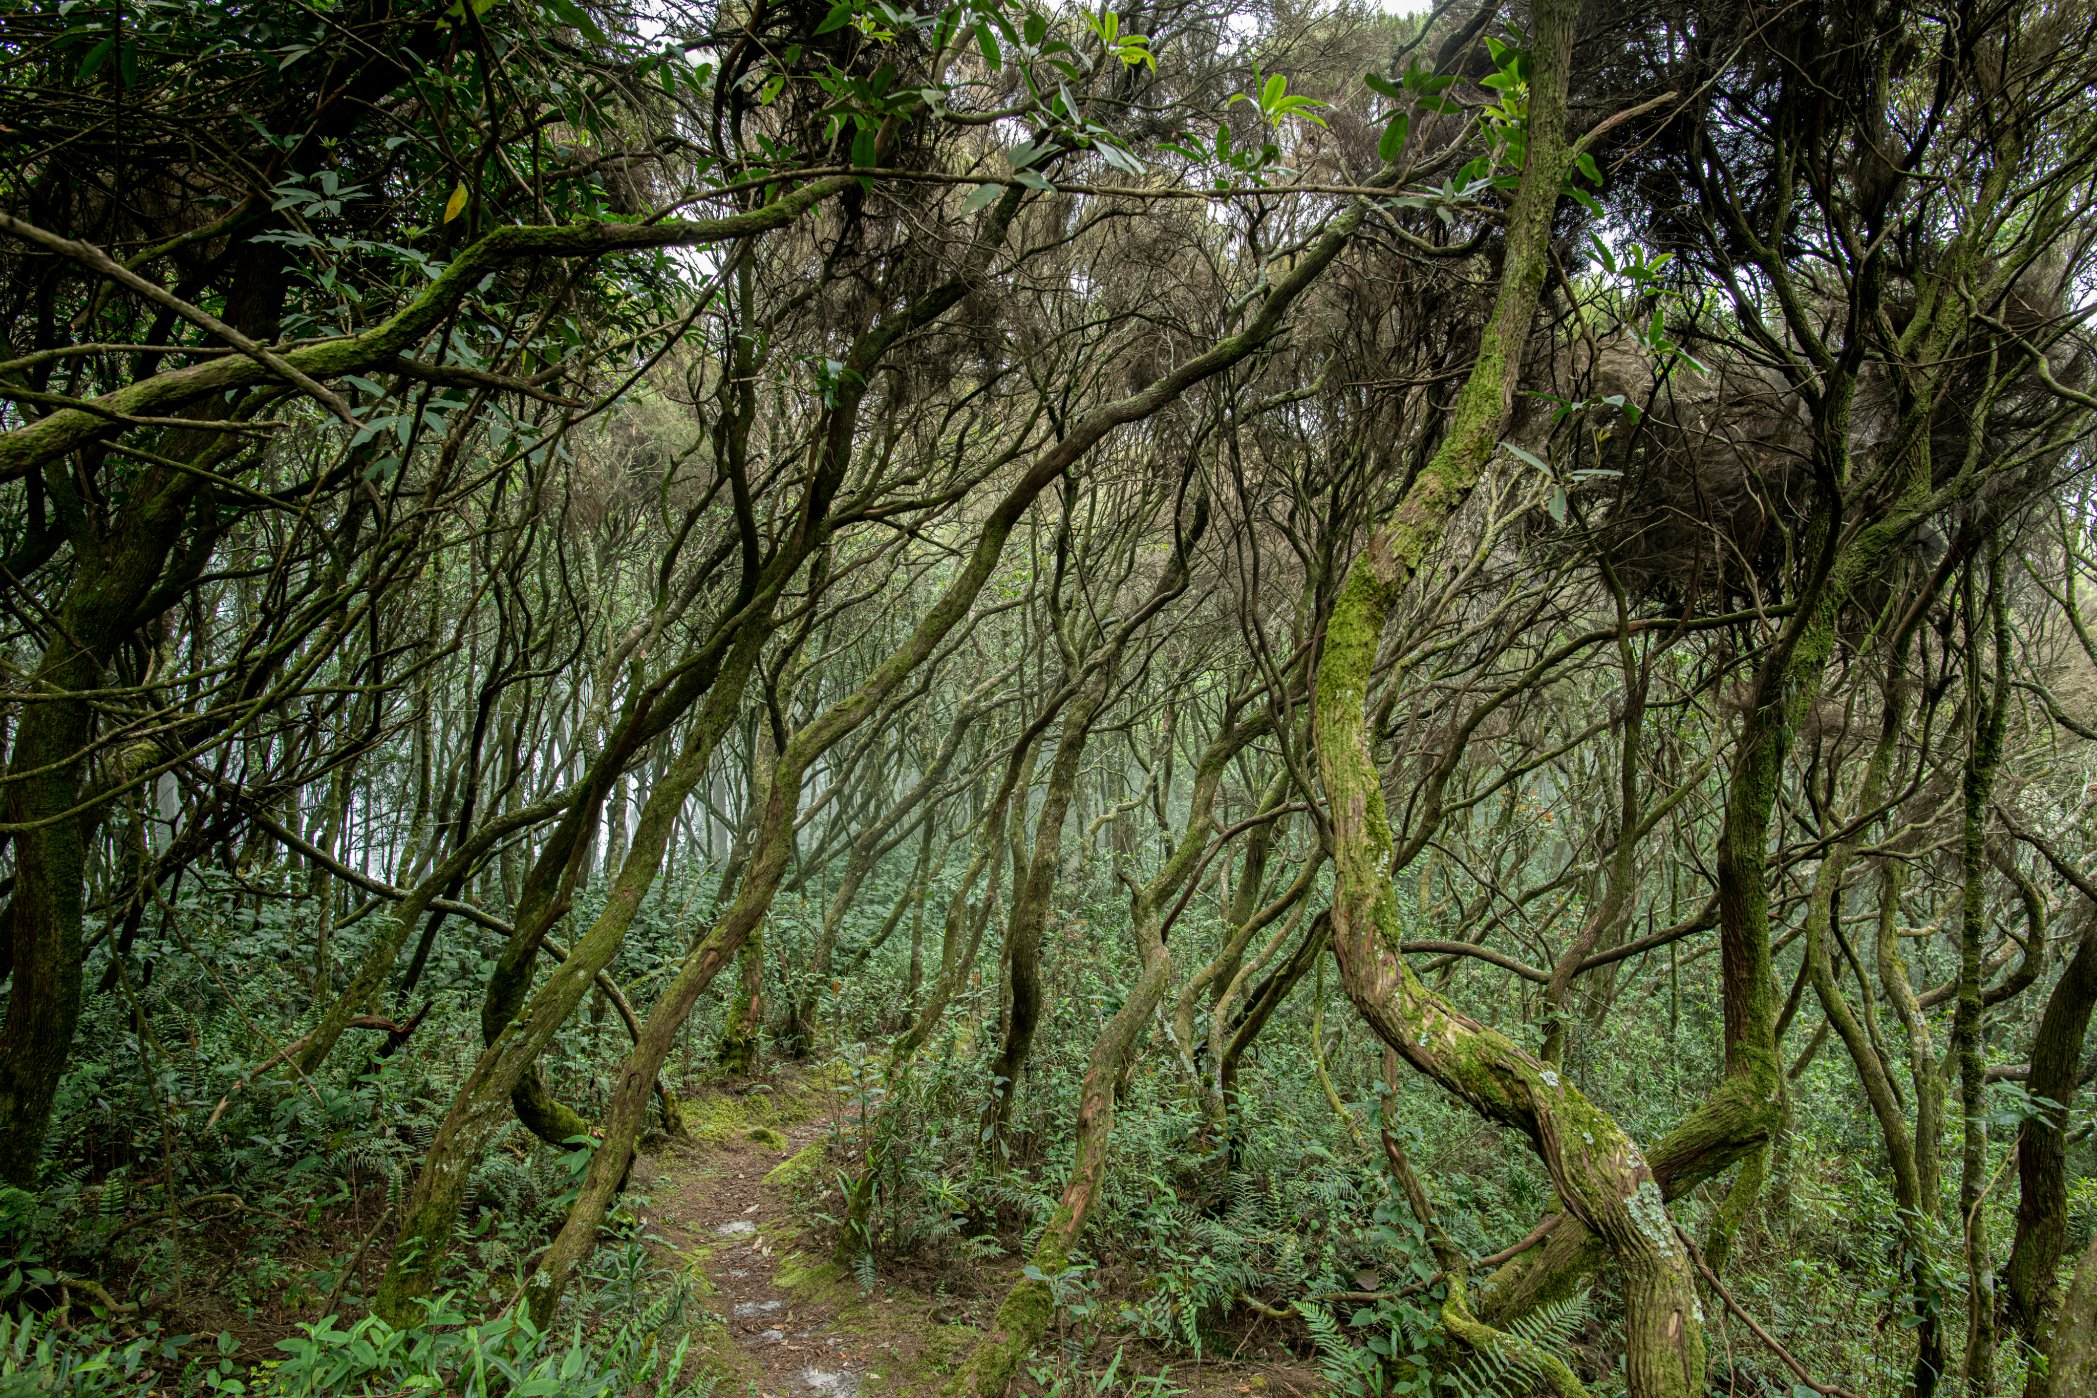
[1294,1300,1388,1397]
[1443,1290,1590,1398]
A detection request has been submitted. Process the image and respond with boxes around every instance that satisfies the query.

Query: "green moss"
[767,1139,827,1192]
[849,1316,981,1394]
[1702,1143,1768,1273]
[744,1124,789,1151]
[677,1243,719,1288]
[947,1276,1055,1397]
[686,1093,749,1146]
[775,1251,847,1295]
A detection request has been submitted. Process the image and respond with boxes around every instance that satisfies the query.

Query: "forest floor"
[635,1068,1321,1398]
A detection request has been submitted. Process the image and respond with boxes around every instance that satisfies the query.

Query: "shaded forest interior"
[5,0,2097,1394]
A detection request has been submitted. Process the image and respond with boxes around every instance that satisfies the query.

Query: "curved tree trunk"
[1311,7,1705,1391]
[979,662,1110,1167]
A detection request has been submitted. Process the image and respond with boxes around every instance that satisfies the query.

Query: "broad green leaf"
[1377,112,1409,163]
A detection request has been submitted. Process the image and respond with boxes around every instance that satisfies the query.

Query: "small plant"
[0,1309,159,1397]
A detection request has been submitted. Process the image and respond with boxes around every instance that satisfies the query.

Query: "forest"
[2,0,2097,1394]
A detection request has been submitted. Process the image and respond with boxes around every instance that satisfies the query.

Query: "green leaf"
[1502,441,1551,474]
[78,35,113,79]
[1096,141,1145,175]
[850,125,879,168]
[960,182,1003,215]
[1377,112,1409,163]
[815,2,855,34]
[974,21,1001,70]
[1262,72,1287,111]
[1364,72,1403,101]
[539,0,610,44]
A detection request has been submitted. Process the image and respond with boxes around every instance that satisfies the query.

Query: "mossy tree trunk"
[716,924,767,1075]
[978,658,1110,1168]
[2037,1230,2097,1398]
[717,712,778,1077]
[1800,609,1950,1388]
[1312,6,1707,1392]
[1955,546,2009,1392]
[0,466,210,1183]
[1486,103,2038,1341]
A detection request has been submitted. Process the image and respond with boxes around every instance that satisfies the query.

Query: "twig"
[100,1193,291,1248]
[1690,1243,1864,1398]
[1475,1211,1564,1270]
[321,1205,395,1320]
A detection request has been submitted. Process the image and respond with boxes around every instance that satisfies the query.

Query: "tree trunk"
[2002,908,2097,1349]
[980,663,1109,1167]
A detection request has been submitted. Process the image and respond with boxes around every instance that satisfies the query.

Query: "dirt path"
[633,1077,977,1397]
[631,1073,1319,1397]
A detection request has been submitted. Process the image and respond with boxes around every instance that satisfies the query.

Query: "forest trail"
[631,1070,1321,1398]
[632,1074,977,1398]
